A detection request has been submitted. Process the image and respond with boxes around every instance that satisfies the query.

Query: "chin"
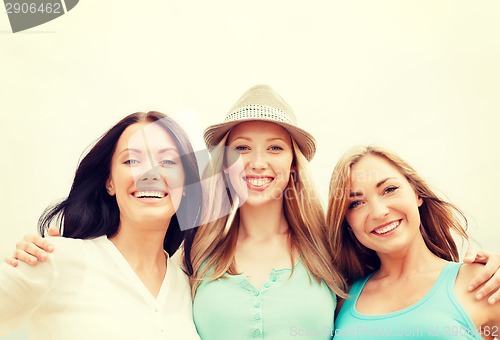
[245,194,281,207]
[141,210,175,223]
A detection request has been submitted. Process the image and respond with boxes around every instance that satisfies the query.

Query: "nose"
[369,197,390,220]
[136,166,167,191]
[139,167,161,182]
[248,151,267,170]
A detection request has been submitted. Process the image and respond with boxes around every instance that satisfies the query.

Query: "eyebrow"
[119,148,141,156]
[230,137,288,143]
[158,147,180,155]
[348,177,396,198]
[376,177,395,188]
[118,147,179,156]
[266,137,288,143]
[230,137,251,143]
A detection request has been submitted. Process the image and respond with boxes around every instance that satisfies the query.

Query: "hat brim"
[204,117,316,161]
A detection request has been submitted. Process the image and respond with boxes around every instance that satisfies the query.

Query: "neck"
[109,219,169,270]
[238,200,289,241]
[375,237,446,279]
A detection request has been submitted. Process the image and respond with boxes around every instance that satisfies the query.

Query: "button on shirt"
[193,259,336,340]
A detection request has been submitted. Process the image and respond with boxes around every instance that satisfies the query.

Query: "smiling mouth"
[132,191,167,199]
[243,177,274,188]
[372,220,400,235]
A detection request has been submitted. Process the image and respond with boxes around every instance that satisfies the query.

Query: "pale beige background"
[1,1,499,338]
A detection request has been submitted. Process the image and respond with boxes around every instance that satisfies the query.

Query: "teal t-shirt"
[334,262,482,339]
[193,259,336,339]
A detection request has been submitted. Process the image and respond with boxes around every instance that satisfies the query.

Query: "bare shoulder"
[456,263,500,327]
[456,263,485,285]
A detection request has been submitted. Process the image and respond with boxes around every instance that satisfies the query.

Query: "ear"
[417,195,423,207]
[106,177,116,196]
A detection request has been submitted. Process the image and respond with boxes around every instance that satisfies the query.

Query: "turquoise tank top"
[193,259,336,339]
[334,262,482,339]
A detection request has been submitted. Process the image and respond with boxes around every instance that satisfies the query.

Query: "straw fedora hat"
[203,84,316,161]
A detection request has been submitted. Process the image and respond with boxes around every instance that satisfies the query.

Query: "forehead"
[116,122,178,153]
[228,121,291,143]
[350,155,404,185]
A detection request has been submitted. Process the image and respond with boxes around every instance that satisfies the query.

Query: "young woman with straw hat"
[189,84,346,339]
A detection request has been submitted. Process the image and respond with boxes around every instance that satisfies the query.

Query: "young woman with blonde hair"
[190,84,346,339]
[328,146,499,339]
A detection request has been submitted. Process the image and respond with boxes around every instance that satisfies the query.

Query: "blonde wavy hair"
[190,132,347,297]
[327,145,469,286]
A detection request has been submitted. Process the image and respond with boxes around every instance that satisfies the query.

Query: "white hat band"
[225,104,294,125]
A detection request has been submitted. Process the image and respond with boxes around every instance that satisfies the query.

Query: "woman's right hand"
[4,227,60,267]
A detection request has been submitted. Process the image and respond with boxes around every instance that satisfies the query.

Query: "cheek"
[276,168,291,181]
[164,168,185,191]
[346,211,365,232]
[166,178,185,209]
[276,157,293,179]
[113,169,136,190]
[410,205,422,226]
[225,154,245,176]
[225,159,245,189]
[227,170,249,201]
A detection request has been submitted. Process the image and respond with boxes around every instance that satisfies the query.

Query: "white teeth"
[134,191,166,198]
[245,177,272,187]
[373,221,400,235]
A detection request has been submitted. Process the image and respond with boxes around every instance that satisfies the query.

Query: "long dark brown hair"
[38,111,202,274]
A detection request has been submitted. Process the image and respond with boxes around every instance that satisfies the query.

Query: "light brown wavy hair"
[190,132,347,298]
[327,146,469,286]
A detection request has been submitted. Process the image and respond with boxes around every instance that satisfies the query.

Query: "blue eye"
[384,186,399,194]
[347,201,362,210]
[235,145,249,152]
[269,145,284,151]
[160,159,177,167]
[124,159,139,165]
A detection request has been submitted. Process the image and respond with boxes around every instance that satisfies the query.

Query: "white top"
[0,236,200,340]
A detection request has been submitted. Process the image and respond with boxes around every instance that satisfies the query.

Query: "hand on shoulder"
[456,263,500,331]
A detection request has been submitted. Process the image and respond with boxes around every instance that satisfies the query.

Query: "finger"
[463,247,478,264]
[468,258,500,292]
[487,289,499,305]
[20,234,54,253]
[474,271,500,303]
[47,227,61,237]
[20,240,52,261]
[14,248,39,266]
[4,256,18,267]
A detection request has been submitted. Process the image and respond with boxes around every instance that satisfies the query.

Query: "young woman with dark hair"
[0,111,201,339]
